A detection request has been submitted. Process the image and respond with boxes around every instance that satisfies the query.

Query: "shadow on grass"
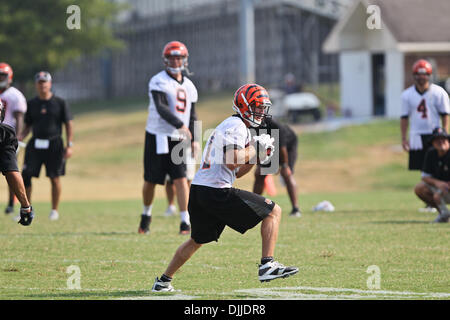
[0,232,135,237]
[24,289,154,299]
[310,209,407,214]
[369,220,432,224]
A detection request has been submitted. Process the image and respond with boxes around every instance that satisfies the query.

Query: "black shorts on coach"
[188,184,275,244]
[0,124,19,174]
[22,137,66,178]
[144,132,187,185]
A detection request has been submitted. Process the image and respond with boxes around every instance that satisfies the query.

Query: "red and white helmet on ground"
[0,62,13,89]
[162,41,189,74]
[233,84,272,127]
[412,59,432,75]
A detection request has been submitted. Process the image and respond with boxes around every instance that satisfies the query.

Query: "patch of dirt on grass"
[0,144,405,203]
[297,144,405,193]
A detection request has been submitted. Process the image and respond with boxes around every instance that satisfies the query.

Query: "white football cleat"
[164,205,177,217]
[432,212,450,223]
[258,260,299,282]
[49,210,59,221]
[152,277,175,292]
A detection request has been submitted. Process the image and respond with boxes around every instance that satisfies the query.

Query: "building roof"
[323,0,450,53]
[373,0,450,43]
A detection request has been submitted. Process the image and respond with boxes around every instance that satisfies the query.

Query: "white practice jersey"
[401,84,450,135]
[0,86,27,129]
[192,115,252,189]
[145,70,198,139]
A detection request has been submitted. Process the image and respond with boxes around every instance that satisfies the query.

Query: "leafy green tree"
[0,0,125,82]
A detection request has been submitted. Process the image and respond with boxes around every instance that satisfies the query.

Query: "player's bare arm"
[236,163,255,178]
[400,117,409,151]
[18,123,31,141]
[64,119,74,159]
[225,143,257,172]
[441,114,449,133]
[13,111,24,135]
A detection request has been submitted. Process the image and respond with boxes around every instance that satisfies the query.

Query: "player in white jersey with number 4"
[400,59,450,212]
[0,62,27,214]
[151,84,298,292]
[139,41,199,235]
[400,59,450,211]
[401,59,450,170]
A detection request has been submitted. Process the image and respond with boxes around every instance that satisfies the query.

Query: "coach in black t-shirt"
[253,117,301,217]
[414,127,450,223]
[18,71,74,221]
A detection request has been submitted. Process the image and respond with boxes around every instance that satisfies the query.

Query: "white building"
[323,0,450,118]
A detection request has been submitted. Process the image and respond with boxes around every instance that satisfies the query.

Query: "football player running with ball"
[152,84,298,292]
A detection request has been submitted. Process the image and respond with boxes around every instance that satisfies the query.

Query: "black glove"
[18,206,34,226]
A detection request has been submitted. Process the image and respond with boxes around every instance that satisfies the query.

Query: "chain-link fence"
[53,0,351,101]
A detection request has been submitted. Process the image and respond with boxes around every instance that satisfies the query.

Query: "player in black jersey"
[253,117,301,217]
[414,127,450,223]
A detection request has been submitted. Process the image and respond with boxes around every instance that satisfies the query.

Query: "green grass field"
[0,94,449,300]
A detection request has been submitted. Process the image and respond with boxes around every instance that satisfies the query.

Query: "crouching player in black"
[151,84,298,292]
[253,117,301,217]
[0,99,34,225]
[414,127,450,223]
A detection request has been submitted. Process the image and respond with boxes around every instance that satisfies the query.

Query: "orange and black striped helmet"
[233,84,272,127]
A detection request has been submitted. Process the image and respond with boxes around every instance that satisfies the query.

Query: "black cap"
[430,127,450,142]
[34,71,52,82]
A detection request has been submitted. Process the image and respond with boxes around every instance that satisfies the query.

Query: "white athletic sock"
[180,211,190,224]
[142,205,152,216]
[168,204,177,212]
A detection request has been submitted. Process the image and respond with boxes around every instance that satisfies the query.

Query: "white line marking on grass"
[232,286,450,300]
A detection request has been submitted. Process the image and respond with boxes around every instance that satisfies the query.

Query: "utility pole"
[239,0,255,84]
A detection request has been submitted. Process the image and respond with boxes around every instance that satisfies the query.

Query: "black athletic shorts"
[144,132,187,185]
[22,136,66,178]
[0,124,19,174]
[409,134,432,171]
[188,184,275,244]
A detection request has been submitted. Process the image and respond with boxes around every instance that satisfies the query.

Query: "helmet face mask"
[164,55,188,74]
[0,63,13,89]
[412,59,432,86]
[248,101,271,127]
[162,41,189,75]
[0,73,9,89]
[233,84,272,127]
[414,72,430,87]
